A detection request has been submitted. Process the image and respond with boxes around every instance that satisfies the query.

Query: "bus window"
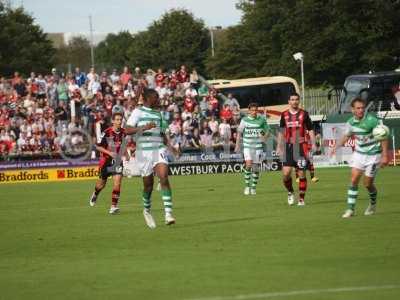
[219,82,296,108]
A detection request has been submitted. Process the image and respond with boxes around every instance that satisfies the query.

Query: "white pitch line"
[187,284,400,300]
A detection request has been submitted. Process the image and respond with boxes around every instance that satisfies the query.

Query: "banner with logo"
[0,166,99,184]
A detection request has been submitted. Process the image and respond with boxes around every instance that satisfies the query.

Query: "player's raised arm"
[125,122,156,135]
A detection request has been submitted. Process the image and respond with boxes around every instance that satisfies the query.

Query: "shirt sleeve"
[126,109,140,127]
[368,114,380,130]
[262,117,270,133]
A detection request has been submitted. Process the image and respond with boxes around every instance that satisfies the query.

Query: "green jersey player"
[126,89,178,228]
[235,103,270,195]
[335,98,389,218]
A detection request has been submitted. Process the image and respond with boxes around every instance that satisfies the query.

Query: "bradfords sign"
[0,167,99,184]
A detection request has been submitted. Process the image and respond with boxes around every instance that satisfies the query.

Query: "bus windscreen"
[217,82,296,108]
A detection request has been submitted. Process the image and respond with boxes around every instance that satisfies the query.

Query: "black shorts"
[99,159,123,180]
[281,143,309,170]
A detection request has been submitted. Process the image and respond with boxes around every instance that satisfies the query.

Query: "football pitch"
[1,167,400,300]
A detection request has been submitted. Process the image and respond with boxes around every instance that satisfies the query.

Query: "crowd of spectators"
[0,65,243,160]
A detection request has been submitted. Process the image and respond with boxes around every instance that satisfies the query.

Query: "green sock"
[161,189,173,215]
[347,186,358,210]
[244,168,251,187]
[143,191,152,211]
[369,190,377,205]
[251,172,259,189]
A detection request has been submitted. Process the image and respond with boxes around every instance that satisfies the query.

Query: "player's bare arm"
[276,131,284,156]
[234,132,242,153]
[308,130,316,152]
[96,145,116,158]
[380,139,389,168]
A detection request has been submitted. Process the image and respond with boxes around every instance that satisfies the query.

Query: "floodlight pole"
[89,15,95,68]
[300,57,305,102]
[210,28,215,57]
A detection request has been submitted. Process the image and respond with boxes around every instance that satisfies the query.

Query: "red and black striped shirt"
[279,109,313,144]
[97,127,126,162]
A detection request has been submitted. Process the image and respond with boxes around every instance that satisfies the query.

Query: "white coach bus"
[207,76,301,122]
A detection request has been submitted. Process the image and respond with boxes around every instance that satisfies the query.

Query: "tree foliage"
[206,0,400,86]
[0,4,55,76]
[54,36,92,72]
[95,31,134,71]
[96,9,210,73]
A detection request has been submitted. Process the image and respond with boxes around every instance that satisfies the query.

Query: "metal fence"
[303,88,343,116]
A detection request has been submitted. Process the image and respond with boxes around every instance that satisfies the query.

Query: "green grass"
[1,167,400,300]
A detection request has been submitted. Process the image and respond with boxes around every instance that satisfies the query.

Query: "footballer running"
[334,97,389,218]
[89,112,127,214]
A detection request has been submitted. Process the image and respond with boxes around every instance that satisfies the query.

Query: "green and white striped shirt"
[126,106,167,151]
[345,113,381,155]
[238,115,270,149]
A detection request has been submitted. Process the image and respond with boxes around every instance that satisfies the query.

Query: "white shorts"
[135,148,169,177]
[243,148,264,164]
[349,152,381,178]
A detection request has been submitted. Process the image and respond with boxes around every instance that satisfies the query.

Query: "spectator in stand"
[208,89,220,115]
[187,127,201,149]
[145,69,156,89]
[219,118,231,142]
[169,69,179,90]
[198,82,209,98]
[219,103,233,122]
[54,101,68,131]
[47,79,57,108]
[181,107,192,121]
[190,68,200,89]
[185,85,198,98]
[177,65,189,85]
[36,74,47,100]
[182,116,194,142]
[120,66,132,88]
[155,68,166,87]
[184,95,196,113]
[87,67,99,86]
[109,69,120,84]
[74,67,86,87]
[14,77,27,98]
[200,127,213,149]
[199,96,209,118]
[132,67,142,84]
[208,114,219,134]
[17,131,29,153]
[168,113,182,136]
[57,78,69,104]
[224,93,240,110]
[90,77,101,96]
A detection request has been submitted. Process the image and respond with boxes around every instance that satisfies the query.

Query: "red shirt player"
[277,92,315,206]
[89,112,127,214]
